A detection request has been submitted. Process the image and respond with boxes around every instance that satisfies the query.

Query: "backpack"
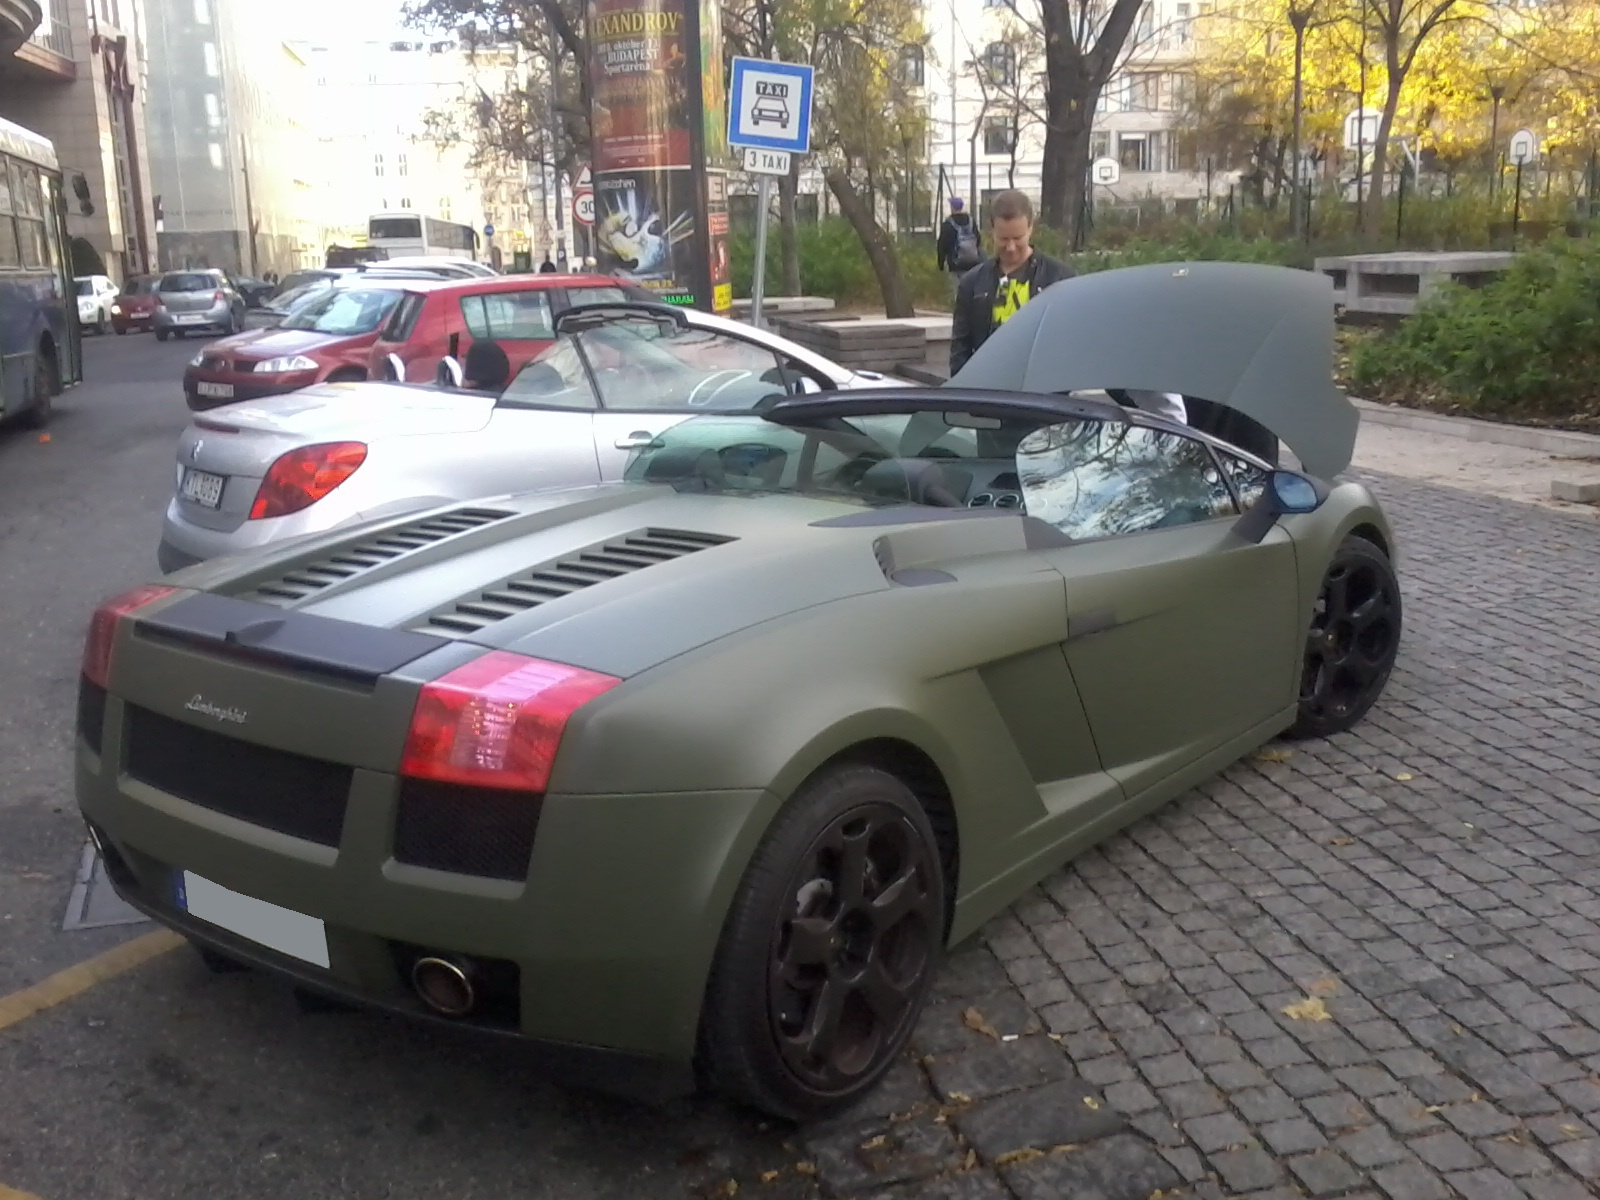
[951,220,981,270]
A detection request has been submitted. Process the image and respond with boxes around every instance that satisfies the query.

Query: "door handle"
[614,430,656,450]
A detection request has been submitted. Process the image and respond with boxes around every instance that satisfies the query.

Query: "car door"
[1018,418,1303,799]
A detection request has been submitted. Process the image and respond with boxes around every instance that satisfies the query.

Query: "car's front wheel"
[1288,535,1402,739]
[701,764,945,1121]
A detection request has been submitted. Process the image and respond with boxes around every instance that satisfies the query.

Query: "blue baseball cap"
[950,197,965,210]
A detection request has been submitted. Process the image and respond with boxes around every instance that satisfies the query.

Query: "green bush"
[730,218,956,311]
[1347,238,1600,419]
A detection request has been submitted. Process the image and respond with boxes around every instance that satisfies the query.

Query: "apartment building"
[143,0,328,276]
[0,0,157,280]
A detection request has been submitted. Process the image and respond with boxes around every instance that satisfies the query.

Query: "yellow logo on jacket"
[992,277,1032,328]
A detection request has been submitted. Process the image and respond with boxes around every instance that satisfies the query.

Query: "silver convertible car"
[158,306,901,572]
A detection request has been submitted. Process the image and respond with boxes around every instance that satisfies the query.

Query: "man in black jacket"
[949,189,1073,375]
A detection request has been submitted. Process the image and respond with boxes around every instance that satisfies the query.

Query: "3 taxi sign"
[728,57,814,154]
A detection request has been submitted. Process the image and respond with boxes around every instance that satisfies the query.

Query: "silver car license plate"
[181,467,225,509]
[196,381,233,399]
[176,313,207,325]
[175,870,330,968]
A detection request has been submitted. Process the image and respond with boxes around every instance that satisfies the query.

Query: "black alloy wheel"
[1288,535,1402,738]
[703,764,945,1121]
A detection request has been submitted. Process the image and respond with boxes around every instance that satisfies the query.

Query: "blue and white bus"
[0,115,82,428]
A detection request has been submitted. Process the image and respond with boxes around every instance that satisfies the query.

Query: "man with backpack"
[937,197,983,294]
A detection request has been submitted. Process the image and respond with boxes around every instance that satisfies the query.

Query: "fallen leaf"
[1254,748,1293,763]
[1329,837,1355,846]
[946,1091,972,1105]
[719,1182,738,1198]
[994,1148,1045,1167]
[1282,996,1332,1022]
[859,1135,888,1152]
[963,1149,978,1170]
[793,1162,817,1176]
[962,1006,1000,1040]
[1083,1096,1101,1110]
[1394,772,1414,782]
[1562,1124,1585,1136]
[759,1171,779,1185]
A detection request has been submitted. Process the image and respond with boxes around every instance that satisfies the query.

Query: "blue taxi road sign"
[728,57,814,155]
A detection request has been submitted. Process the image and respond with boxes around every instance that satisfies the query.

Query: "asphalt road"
[3,333,1599,1200]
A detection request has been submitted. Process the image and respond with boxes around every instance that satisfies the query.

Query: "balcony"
[1,0,43,57]
[26,0,68,58]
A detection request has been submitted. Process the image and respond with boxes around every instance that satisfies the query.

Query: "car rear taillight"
[248,441,368,520]
[82,584,179,689]
[400,652,621,793]
[214,290,226,303]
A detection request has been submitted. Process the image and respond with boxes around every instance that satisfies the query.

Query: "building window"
[983,117,1016,157]
[203,43,219,77]
[193,0,209,23]
[1091,131,1111,160]
[984,43,1016,87]
[1118,133,1149,172]
[899,45,924,87]
[1126,72,1159,111]
[1137,1,1154,41]
[1174,2,1193,45]
[400,197,412,208]
[374,154,385,177]
[203,93,221,129]
[397,153,409,177]
[208,142,224,170]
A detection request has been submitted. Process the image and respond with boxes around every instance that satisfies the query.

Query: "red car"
[182,280,421,412]
[365,273,648,384]
[110,275,160,334]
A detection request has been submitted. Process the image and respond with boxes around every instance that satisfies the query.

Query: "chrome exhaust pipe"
[411,955,478,1017]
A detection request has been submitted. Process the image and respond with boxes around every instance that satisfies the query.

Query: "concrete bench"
[1314,251,1517,317]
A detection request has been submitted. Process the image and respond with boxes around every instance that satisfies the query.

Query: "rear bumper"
[75,697,773,1090]
[155,309,231,333]
[87,825,693,1103]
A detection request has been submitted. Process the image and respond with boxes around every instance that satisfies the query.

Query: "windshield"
[622,409,1254,539]
[281,287,404,335]
[160,273,215,293]
[270,278,335,314]
[75,279,94,296]
[501,316,812,412]
[120,277,153,296]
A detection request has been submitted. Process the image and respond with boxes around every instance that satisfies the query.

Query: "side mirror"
[436,357,464,388]
[383,353,406,382]
[1232,469,1327,544]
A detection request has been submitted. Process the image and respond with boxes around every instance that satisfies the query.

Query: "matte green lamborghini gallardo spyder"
[75,263,1402,1121]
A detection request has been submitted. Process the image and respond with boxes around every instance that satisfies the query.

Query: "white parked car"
[158,303,903,572]
[74,274,118,334]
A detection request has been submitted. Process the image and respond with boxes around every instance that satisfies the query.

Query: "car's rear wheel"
[702,764,945,1121]
[1288,535,1402,739]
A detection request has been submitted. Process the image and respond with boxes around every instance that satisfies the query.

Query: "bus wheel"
[23,350,57,430]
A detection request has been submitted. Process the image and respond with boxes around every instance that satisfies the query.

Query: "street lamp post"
[1486,79,1506,198]
[1288,2,1315,238]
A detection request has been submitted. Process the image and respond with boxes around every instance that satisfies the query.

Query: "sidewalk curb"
[1352,397,1600,457]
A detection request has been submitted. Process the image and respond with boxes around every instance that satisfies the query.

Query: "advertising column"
[585,0,731,313]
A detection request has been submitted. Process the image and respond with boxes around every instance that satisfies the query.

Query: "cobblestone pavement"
[786,469,1600,1200]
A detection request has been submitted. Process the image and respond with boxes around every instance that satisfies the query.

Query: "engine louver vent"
[419,527,737,637]
[243,507,516,606]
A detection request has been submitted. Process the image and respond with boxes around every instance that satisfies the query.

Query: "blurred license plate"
[196,382,233,399]
[175,871,330,968]
[181,467,225,508]
[176,314,207,325]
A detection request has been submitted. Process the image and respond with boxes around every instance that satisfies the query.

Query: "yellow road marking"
[0,1183,46,1199]
[0,930,183,1034]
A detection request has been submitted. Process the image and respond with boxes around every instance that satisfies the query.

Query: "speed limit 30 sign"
[572,187,595,226]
